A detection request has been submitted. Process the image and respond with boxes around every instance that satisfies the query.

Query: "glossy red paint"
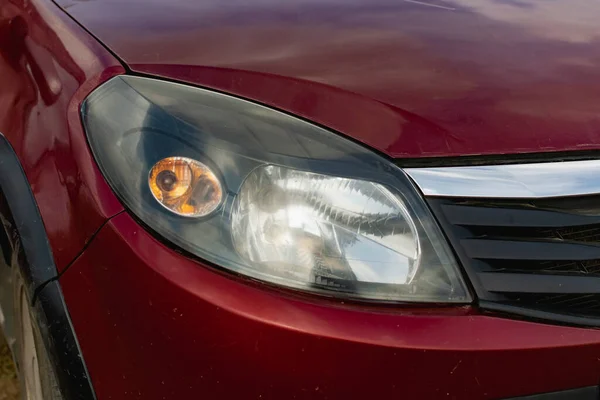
[56,0,600,159]
[1,0,600,399]
[0,0,124,271]
[60,212,600,400]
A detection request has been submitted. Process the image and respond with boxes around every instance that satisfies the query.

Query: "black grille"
[484,259,600,275]
[501,294,600,318]
[427,196,600,326]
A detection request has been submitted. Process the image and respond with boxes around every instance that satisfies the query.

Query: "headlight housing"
[82,76,470,303]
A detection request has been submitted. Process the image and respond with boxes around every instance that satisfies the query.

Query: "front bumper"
[59,212,600,399]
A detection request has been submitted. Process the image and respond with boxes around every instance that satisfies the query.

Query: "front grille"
[427,195,600,326]
[485,259,600,275]
[502,294,600,318]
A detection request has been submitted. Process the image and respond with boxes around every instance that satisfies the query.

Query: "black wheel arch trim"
[0,132,96,400]
[0,134,57,292]
[34,280,96,400]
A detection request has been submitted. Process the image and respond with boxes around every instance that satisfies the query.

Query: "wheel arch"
[0,132,95,400]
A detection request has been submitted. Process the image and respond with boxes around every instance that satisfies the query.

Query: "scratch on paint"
[404,0,456,10]
[450,360,462,374]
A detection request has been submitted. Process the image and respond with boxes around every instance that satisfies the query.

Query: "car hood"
[58,0,600,159]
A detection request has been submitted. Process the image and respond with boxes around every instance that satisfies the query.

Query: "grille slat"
[461,238,600,261]
[441,203,600,228]
[479,272,600,294]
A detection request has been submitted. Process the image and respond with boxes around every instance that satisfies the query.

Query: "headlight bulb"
[148,157,223,217]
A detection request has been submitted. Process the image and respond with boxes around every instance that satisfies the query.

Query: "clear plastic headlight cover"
[82,76,470,303]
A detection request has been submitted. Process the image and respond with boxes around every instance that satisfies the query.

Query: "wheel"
[14,277,63,400]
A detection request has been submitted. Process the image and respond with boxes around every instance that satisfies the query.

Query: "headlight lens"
[82,76,470,303]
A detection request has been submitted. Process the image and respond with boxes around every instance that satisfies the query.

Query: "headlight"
[82,76,470,303]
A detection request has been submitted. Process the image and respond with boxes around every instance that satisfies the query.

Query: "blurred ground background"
[0,335,18,400]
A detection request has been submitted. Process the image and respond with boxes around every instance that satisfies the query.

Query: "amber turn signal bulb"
[148,157,223,217]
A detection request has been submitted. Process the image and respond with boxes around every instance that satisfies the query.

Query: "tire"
[14,274,63,400]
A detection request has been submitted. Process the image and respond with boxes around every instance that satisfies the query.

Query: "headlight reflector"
[232,165,421,288]
[82,75,470,303]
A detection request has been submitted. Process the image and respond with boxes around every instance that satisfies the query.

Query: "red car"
[1,0,600,399]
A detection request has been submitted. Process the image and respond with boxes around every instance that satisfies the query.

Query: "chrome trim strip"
[404,159,600,198]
